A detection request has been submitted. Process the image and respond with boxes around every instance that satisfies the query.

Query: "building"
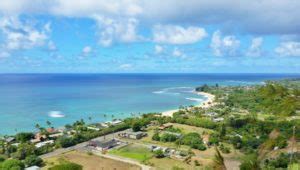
[162,131,182,138]
[88,139,119,151]
[25,166,40,170]
[35,140,54,148]
[204,112,218,117]
[49,132,64,139]
[158,124,173,130]
[119,130,147,140]
[213,117,224,122]
[4,137,15,143]
[87,123,105,131]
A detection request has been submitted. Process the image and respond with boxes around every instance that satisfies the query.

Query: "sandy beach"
[161,91,215,117]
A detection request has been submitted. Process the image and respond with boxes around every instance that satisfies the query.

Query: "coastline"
[161,91,215,117]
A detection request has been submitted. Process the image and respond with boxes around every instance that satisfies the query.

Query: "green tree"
[49,162,82,170]
[24,155,43,167]
[213,147,226,170]
[0,159,25,170]
[240,153,260,170]
[152,132,160,141]
[132,121,142,132]
[15,132,34,143]
[46,120,52,127]
[154,149,164,158]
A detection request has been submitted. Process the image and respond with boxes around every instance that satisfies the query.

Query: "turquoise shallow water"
[0,73,299,135]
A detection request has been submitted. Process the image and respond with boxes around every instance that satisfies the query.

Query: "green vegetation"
[0,79,299,170]
[49,162,82,170]
[109,144,153,162]
[0,159,25,170]
[178,133,206,150]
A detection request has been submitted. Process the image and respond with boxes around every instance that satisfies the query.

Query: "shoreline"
[161,91,215,117]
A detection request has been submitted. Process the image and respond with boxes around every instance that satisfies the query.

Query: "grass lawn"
[148,157,203,170]
[109,143,153,162]
[167,123,215,134]
[42,151,140,170]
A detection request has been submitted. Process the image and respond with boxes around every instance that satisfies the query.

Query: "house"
[162,131,182,138]
[87,126,100,131]
[204,112,218,117]
[87,123,105,131]
[88,139,119,151]
[118,130,147,139]
[25,166,40,170]
[33,133,46,143]
[35,140,54,148]
[100,123,109,128]
[111,120,122,125]
[49,132,64,139]
[4,137,15,143]
[212,117,224,122]
[158,123,173,130]
[46,127,58,134]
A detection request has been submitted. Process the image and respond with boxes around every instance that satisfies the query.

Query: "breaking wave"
[48,111,65,118]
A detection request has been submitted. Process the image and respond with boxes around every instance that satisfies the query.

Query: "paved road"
[40,129,153,170]
[40,129,128,159]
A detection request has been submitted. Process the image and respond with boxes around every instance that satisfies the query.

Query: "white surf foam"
[186,97,204,102]
[48,111,65,118]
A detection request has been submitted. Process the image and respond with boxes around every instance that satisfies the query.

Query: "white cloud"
[47,41,57,51]
[210,30,240,57]
[246,37,263,57]
[275,41,300,57]
[81,46,93,57]
[172,47,185,58]
[153,24,207,44]
[94,16,141,47]
[0,0,300,36]
[119,63,133,70]
[0,51,10,58]
[154,45,163,54]
[50,0,142,18]
[0,16,50,51]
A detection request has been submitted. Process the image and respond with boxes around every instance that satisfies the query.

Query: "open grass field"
[148,157,203,170]
[42,151,141,170]
[166,123,215,134]
[109,143,153,162]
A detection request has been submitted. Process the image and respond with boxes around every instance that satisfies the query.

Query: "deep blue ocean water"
[0,73,299,135]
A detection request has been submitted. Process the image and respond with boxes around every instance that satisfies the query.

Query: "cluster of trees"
[152,131,206,151]
[177,133,206,150]
[152,132,178,142]
[0,113,169,169]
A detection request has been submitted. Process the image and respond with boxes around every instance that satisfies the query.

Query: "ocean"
[0,73,299,135]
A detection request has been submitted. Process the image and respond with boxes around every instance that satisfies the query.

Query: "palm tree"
[88,116,92,123]
[213,147,226,170]
[35,123,41,132]
[111,115,115,139]
[46,120,52,128]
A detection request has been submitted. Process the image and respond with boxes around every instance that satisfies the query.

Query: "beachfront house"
[49,132,64,139]
[88,139,119,151]
[4,137,15,143]
[35,140,54,148]
[87,123,105,131]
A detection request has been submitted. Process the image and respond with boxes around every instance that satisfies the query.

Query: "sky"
[0,0,299,73]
